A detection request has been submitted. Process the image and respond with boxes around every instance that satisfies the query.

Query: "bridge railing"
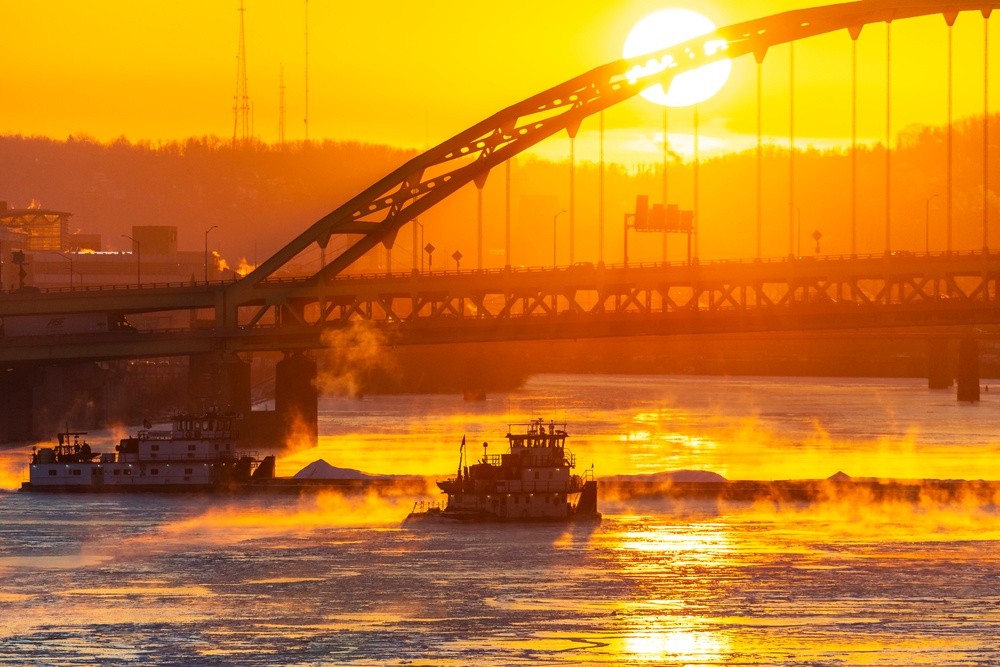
[257,248,992,284]
[10,248,994,295]
[13,277,239,296]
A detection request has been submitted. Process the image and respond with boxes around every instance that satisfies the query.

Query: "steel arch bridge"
[220,0,1000,326]
[3,0,1000,364]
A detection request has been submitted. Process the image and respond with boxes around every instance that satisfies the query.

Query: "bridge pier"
[275,351,318,449]
[927,339,953,389]
[0,366,36,442]
[956,337,980,403]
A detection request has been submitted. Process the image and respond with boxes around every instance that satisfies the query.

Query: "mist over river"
[2,374,1000,665]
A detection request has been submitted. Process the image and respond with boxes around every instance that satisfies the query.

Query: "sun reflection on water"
[624,629,730,664]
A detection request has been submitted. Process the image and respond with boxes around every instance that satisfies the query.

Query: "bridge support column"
[0,366,36,442]
[188,353,251,416]
[927,339,953,389]
[957,337,980,403]
[275,351,318,448]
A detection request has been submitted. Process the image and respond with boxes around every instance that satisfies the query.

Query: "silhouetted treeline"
[0,135,418,266]
[1,117,998,269]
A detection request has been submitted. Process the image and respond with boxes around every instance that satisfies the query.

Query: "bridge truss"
[4,0,1000,363]
[223,0,1000,332]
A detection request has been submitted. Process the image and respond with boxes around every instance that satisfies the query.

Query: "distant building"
[132,226,178,255]
[69,233,102,252]
[0,226,29,291]
[0,201,71,251]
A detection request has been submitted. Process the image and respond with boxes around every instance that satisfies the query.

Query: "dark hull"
[404,506,602,524]
[20,477,427,495]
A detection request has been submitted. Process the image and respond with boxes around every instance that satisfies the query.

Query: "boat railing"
[410,500,445,514]
[491,480,586,494]
[138,450,261,462]
[141,429,241,441]
[508,452,577,468]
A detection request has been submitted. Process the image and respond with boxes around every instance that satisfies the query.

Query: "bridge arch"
[227,0,1000,326]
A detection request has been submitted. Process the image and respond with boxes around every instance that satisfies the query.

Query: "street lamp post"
[553,209,567,268]
[790,204,802,257]
[415,221,425,273]
[925,194,939,255]
[46,251,73,288]
[205,225,218,282]
[121,234,140,285]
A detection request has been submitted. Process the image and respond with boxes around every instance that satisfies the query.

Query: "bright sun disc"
[623,8,731,107]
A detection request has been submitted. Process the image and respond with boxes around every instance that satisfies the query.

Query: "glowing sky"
[4,1,998,161]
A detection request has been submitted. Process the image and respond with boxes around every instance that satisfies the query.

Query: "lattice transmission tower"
[304,0,309,142]
[278,63,286,144]
[233,0,251,146]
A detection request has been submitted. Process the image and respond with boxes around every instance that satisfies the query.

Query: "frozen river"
[2,374,1000,664]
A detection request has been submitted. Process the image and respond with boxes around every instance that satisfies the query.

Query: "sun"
[622,8,731,107]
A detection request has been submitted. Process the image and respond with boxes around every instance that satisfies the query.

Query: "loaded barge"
[405,418,600,523]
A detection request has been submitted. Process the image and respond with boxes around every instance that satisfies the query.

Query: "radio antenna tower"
[233,0,251,147]
[278,64,286,144]
[304,0,310,142]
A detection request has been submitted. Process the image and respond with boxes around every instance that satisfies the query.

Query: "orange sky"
[3,1,997,162]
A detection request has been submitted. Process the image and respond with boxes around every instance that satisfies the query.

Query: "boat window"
[72,469,81,476]
[150,468,159,475]
[124,469,131,475]
[184,468,193,475]
[188,444,196,451]
[151,445,159,451]
[48,470,57,476]
[113,469,121,475]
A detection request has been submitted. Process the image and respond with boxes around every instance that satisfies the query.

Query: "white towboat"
[22,411,274,492]
[405,418,600,523]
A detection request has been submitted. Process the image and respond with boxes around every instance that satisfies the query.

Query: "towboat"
[21,411,274,492]
[405,418,600,523]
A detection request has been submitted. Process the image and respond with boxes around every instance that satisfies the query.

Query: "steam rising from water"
[0,459,25,491]
[128,486,436,552]
[315,321,393,398]
[604,480,1000,543]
